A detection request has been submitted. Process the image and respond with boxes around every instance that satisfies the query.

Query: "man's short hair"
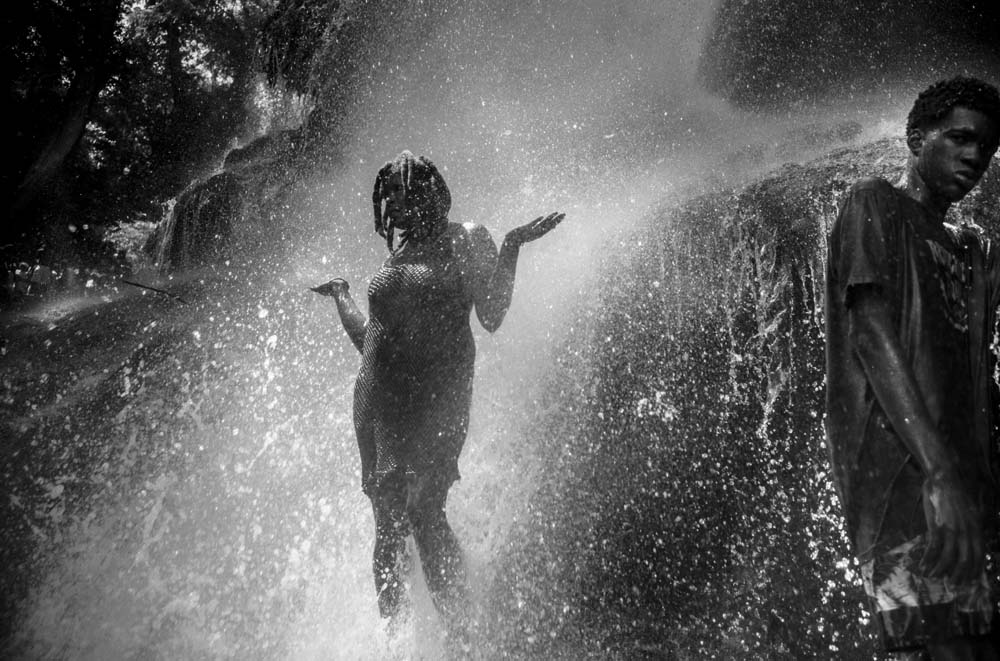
[906,75,1000,134]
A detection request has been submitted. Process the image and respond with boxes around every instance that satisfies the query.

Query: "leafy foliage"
[4,0,124,210]
[257,0,348,97]
[4,0,276,264]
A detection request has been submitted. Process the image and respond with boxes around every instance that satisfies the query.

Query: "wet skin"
[906,106,1000,216]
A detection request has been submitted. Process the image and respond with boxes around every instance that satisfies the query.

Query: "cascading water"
[2,1,998,659]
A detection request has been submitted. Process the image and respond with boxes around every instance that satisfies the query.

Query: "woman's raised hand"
[309,278,350,297]
[506,212,566,246]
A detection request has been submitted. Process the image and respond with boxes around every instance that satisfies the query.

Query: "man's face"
[912,106,999,204]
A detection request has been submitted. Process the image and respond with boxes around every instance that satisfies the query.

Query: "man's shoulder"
[946,221,989,251]
[847,176,898,197]
[837,177,904,221]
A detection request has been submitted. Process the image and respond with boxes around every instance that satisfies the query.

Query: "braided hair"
[906,75,1000,134]
[372,151,452,253]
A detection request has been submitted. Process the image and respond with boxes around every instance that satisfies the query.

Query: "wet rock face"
[222,130,302,171]
[489,139,999,659]
[161,172,242,270]
[148,133,307,272]
[700,0,1000,109]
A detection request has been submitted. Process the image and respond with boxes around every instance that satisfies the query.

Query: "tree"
[4,0,125,227]
[257,0,346,98]
[106,0,275,218]
[4,0,276,261]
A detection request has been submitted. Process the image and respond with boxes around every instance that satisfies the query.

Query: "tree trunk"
[9,67,101,218]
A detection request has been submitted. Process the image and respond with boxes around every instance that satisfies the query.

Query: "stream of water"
[6,1,996,659]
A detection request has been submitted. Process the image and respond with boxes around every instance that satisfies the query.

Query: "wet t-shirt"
[824,177,985,559]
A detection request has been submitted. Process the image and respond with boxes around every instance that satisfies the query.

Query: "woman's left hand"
[506,212,566,247]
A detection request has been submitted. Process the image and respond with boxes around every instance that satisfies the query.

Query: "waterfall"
[3,1,998,659]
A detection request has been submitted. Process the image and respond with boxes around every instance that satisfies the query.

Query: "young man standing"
[825,76,1000,659]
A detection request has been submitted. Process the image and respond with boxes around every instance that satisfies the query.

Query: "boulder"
[700,0,1000,109]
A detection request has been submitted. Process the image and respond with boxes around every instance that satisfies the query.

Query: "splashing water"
[5,1,994,659]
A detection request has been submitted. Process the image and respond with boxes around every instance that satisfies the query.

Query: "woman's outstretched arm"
[311,278,367,352]
[465,212,565,333]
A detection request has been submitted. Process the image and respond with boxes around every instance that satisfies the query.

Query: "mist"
[6,0,999,659]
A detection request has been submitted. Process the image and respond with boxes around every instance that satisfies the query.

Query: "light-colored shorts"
[861,535,995,651]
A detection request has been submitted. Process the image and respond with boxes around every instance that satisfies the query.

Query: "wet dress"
[353,227,476,496]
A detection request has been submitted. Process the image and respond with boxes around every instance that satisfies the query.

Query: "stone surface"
[700,0,1000,109]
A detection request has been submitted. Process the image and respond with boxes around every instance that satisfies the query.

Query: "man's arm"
[849,285,983,582]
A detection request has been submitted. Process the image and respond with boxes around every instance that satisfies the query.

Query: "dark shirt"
[824,177,988,559]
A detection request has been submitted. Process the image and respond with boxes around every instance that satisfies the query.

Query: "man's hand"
[920,471,984,584]
[310,278,349,297]
[848,288,986,584]
[505,212,566,246]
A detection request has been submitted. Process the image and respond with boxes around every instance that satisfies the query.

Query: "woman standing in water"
[312,150,564,641]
